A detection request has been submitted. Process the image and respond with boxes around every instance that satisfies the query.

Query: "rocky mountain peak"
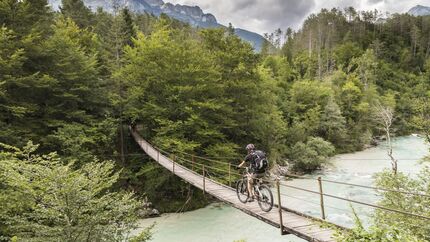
[47,0,263,51]
[408,5,430,16]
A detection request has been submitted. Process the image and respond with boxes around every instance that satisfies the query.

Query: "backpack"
[253,150,268,172]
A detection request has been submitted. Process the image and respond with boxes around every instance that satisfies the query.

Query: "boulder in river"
[136,198,160,218]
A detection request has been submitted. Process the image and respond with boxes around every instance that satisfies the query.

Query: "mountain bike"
[236,167,273,212]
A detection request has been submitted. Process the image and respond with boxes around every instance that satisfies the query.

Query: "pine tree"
[120,8,137,47]
[107,7,138,164]
[60,0,94,28]
[0,26,56,146]
[0,0,52,35]
[319,98,347,147]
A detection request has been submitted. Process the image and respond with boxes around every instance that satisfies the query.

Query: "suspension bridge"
[130,127,430,242]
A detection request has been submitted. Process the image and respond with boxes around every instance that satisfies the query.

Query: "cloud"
[312,0,430,16]
[168,0,430,34]
[169,0,316,34]
[367,0,383,4]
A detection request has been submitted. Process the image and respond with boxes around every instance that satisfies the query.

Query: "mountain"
[234,28,266,51]
[48,0,266,51]
[407,5,430,16]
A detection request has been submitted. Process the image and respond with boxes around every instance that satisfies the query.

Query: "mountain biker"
[238,144,268,202]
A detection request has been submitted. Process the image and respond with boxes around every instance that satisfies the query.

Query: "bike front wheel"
[236,179,249,203]
[257,184,273,212]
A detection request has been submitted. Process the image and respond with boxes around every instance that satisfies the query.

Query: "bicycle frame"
[236,167,274,212]
[241,168,265,196]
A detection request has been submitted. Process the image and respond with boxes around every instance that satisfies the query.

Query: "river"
[134,136,429,242]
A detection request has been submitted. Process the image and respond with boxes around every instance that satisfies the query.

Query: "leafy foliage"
[372,169,430,240]
[0,142,147,241]
[335,208,424,242]
[289,137,335,172]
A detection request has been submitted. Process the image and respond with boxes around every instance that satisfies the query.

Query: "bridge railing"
[131,128,430,233]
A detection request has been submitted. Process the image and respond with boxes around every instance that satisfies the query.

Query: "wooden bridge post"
[318,177,326,220]
[192,155,195,171]
[276,180,284,235]
[228,163,232,187]
[157,149,160,162]
[172,155,175,174]
[202,164,206,195]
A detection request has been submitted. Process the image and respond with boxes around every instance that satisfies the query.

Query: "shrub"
[289,137,335,172]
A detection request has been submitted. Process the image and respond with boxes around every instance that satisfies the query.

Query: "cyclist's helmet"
[246,144,255,151]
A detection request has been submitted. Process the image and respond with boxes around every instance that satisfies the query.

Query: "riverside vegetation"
[0,0,430,241]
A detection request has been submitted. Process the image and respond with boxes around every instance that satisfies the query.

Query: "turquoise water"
[283,135,429,227]
[134,136,429,242]
[136,204,304,242]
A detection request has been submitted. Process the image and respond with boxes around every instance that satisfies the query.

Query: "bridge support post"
[157,149,160,162]
[202,164,206,195]
[276,180,284,235]
[192,155,195,171]
[228,163,232,187]
[172,155,175,174]
[318,177,326,220]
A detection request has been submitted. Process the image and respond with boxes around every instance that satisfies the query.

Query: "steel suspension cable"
[279,183,430,221]
[280,193,353,214]
[320,178,430,198]
[286,174,430,198]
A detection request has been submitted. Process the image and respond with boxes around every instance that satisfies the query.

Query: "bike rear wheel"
[236,179,249,203]
[257,184,273,212]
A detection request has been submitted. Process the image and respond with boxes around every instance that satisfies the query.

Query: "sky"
[168,0,430,34]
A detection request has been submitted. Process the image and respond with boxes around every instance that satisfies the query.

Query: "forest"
[0,0,429,241]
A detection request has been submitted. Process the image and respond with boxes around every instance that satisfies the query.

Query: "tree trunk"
[318,24,322,79]
[115,24,125,164]
[425,39,430,59]
[386,128,397,175]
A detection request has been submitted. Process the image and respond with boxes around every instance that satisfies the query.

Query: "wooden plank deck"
[132,130,338,242]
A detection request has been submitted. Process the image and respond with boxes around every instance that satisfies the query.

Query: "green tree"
[119,27,220,153]
[0,142,150,241]
[350,49,379,88]
[335,210,424,241]
[0,0,52,36]
[318,97,347,148]
[286,80,332,139]
[38,17,108,153]
[0,26,55,147]
[372,169,430,240]
[333,42,362,71]
[60,0,94,28]
[289,137,335,172]
[119,8,137,47]
[339,77,363,120]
